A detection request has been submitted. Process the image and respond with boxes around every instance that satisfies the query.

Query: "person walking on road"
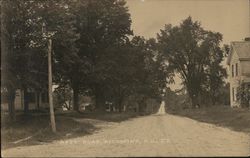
[157,100,166,115]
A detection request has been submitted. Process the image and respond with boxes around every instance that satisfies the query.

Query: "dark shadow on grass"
[1,110,142,150]
[167,106,250,134]
[1,114,98,150]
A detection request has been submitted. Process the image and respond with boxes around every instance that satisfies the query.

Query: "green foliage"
[237,83,250,108]
[92,36,168,112]
[1,0,173,114]
[53,86,73,110]
[218,83,230,106]
[52,0,134,111]
[1,0,77,91]
[157,17,226,106]
[1,0,79,116]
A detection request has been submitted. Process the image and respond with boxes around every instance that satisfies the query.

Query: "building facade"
[1,89,49,111]
[227,41,250,107]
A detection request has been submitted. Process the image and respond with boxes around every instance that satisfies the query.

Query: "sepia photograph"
[1,0,250,157]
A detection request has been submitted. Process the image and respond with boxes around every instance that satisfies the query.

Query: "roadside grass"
[1,110,139,150]
[167,105,250,134]
[59,111,139,122]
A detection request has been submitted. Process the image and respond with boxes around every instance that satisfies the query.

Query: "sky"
[126,0,250,90]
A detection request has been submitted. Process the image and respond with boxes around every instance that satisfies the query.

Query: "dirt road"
[2,112,250,157]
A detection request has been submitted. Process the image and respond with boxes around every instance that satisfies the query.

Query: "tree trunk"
[20,90,24,109]
[36,92,40,109]
[187,87,197,108]
[137,96,146,113]
[39,92,42,108]
[23,88,29,114]
[118,97,123,113]
[188,92,194,108]
[94,85,105,111]
[8,89,16,121]
[73,86,79,111]
[211,95,216,106]
[117,85,125,113]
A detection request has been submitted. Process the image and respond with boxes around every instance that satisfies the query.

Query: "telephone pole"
[48,38,56,133]
[42,22,57,133]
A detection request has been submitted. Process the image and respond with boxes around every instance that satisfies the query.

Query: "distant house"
[226,41,250,107]
[1,89,49,111]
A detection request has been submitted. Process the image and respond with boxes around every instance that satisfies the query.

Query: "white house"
[226,41,250,107]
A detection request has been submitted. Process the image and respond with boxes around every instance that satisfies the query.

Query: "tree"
[1,0,18,120]
[157,17,226,107]
[96,36,170,112]
[53,85,73,110]
[1,0,47,116]
[236,83,250,108]
[1,0,76,117]
[53,0,133,111]
[129,36,171,112]
[1,0,133,114]
[85,0,133,111]
[217,83,230,106]
[9,0,48,114]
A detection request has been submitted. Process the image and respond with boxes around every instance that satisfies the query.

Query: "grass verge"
[1,111,139,150]
[167,105,250,134]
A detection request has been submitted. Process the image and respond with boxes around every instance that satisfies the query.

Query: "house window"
[232,88,235,101]
[231,64,234,77]
[1,92,8,104]
[235,63,238,76]
[235,88,237,101]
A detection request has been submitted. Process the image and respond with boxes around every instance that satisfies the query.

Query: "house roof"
[226,41,250,65]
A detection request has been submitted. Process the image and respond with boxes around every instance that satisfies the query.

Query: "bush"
[237,83,250,108]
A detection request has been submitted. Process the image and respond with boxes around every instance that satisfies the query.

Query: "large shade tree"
[1,0,49,118]
[54,0,133,111]
[157,17,226,107]
[96,36,171,112]
[1,0,77,118]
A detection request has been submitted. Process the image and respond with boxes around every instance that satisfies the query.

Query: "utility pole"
[42,22,57,133]
[48,38,56,133]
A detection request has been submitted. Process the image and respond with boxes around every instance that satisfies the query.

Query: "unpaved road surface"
[2,113,250,157]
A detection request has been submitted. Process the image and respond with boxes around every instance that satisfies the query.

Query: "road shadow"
[167,106,250,134]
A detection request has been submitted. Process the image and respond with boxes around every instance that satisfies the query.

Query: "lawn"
[1,111,138,150]
[167,105,250,134]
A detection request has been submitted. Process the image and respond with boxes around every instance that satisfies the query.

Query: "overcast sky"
[126,0,249,44]
[126,0,250,90]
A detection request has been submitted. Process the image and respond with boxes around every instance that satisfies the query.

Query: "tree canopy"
[1,0,228,121]
[1,0,170,116]
[157,17,226,107]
